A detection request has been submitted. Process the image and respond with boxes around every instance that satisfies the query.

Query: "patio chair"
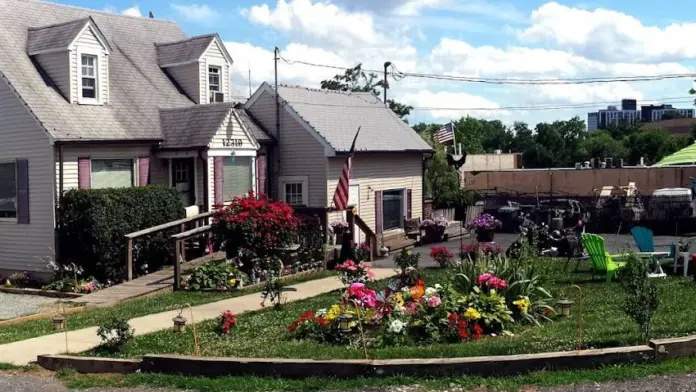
[581,233,628,282]
[630,226,676,273]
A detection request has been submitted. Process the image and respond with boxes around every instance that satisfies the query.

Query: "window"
[80,54,98,100]
[223,156,252,200]
[0,162,16,219]
[279,176,308,206]
[91,159,134,189]
[208,66,221,92]
[382,189,404,231]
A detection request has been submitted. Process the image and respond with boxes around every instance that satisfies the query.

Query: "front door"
[343,184,361,243]
[172,158,195,206]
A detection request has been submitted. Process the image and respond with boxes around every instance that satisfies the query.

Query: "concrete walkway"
[0,268,396,366]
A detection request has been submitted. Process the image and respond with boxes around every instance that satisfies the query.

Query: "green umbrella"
[653,143,696,166]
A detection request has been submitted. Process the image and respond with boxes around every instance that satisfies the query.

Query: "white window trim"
[221,156,255,202]
[77,48,104,105]
[208,65,221,92]
[0,159,17,223]
[90,158,137,189]
[382,188,406,233]
[279,175,309,207]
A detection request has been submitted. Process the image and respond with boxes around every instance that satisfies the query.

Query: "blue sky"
[55,0,696,126]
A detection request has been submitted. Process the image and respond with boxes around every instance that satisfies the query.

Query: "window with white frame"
[208,66,221,92]
[279,176,308,206]
[80,54,98,100]
[91,159,134,189]
[0,162,16,218]
[222,156,253,201]
[382,189,404,231]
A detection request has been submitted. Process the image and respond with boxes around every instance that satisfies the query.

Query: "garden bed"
[81,258,696,361]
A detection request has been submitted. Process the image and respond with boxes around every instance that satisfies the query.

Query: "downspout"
[56,141,64,262]
[200,149,209,212]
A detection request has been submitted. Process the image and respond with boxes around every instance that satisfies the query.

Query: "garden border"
[34,335,696,378]
[0,305,87,327]
[0,287,84,299]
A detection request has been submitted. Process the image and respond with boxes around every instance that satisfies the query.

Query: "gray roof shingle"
[26,17,89,55]
[160,103,272,149]
[235,105,274,144]
[1,0,195,141]
[155,34,215,67]
[276,85,431,153]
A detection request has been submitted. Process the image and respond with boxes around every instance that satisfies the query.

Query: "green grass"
[58,356,696,391]
[83,259,696,360]
[0,270,333,345]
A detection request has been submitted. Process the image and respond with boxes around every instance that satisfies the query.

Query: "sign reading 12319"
[222,138,244,147]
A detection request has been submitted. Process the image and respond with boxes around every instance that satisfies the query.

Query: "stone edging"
[35,335,696,378]
[0,287,84,299]
[0,305,88,327]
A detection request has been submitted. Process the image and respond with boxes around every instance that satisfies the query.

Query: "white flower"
[425,287,438,297]
[401,287,410,293]
[434,284,443,291]
[316,308,327,317]
[388,319,407,334]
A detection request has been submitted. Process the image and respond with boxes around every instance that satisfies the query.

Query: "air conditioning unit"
[210,92,225,103]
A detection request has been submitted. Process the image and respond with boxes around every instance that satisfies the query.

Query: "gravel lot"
[0,374,183,392]
[0,292,56,320]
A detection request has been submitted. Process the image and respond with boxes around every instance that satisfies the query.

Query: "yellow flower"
[228,279,237,287]
[325,305,341,322]
[4,280,11,287]
[464,307,481,320]
[389,293,405,307]
[513,297,530,314]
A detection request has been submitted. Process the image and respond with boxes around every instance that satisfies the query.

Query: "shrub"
[296,216,325,268]
[219,311,238,336]
[620,254,660,342]
[186,260,236,291]
[57,186,184,282]
[97,317,134,351]
[353,242,371,263]
[393,249,420,272]
[430,246,455,267]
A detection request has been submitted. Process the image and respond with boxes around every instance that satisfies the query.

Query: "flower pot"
[476,229,495,243]
[425,228,445,243]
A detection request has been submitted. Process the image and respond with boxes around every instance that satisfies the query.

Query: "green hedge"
[57,186,184,282]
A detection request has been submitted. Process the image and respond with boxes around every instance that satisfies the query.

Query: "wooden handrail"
[346,209,377,261]
[171,225,213,290]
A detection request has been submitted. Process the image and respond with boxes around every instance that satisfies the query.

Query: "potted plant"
[465,213,501,242]
[430,246,455,267]
[330,220,349,245]
[420,216,449,243]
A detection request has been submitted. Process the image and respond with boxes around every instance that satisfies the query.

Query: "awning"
[653,143,696,166]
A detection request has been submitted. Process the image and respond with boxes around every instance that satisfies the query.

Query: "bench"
[404,217,422,241]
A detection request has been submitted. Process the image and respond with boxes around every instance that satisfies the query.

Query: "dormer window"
[209,66,224,103]
[81,54,98,100]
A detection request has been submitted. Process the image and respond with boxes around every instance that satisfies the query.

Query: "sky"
[55,0,696,126]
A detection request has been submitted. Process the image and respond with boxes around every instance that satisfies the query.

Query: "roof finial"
[148,11,155,19]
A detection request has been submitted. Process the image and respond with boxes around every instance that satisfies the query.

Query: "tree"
[661,111,687,120]
[320,64,413,121]
[580,131,628,162]
[511,122,534,153]
[480,119,514,153]
[625,129,685,165]
[424,145,461,207]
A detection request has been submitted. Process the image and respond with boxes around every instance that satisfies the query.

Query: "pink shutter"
[256,155,267,196]
[214,157,223,204]
[77,157,91,189]
[137,157,150,186]
[16,159,29,224]
[374,191,383,235]
[406,189,412,219]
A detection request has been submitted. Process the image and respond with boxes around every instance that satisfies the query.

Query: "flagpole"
[451,119,458,155]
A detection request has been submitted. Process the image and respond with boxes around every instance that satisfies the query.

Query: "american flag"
[332,126,361,210]
[434,122,454,144]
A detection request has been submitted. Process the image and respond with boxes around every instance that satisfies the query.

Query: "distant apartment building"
[587,99,695,131]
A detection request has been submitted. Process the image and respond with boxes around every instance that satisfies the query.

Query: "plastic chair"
[581,233,628,282]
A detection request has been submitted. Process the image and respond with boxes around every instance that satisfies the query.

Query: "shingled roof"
[0,0,194,141]
[26,17,97,55]
[155,34,217,67]
[274,84,431,153]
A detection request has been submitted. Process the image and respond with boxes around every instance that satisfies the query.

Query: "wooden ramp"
[69,254,221,307]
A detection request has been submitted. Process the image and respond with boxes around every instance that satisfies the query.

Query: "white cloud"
[395,0,446,16]
[245,0,388,48]
[519,2,696,62]
[400,90,507,120]
[535,83,645,104]
[121,5,142,17]
[171,4,216,23]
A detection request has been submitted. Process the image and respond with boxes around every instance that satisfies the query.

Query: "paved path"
[0,269,395,366]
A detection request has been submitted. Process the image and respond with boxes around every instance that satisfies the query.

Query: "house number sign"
[222,138,244,147]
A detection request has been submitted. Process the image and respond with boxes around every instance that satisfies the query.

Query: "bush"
[430,246,455,267]
[620,254,660,342]
[57,186,184,282]
[186,260,236,290]
[97,317,134,351]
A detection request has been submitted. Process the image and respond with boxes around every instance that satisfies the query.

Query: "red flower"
[316,317,327,328]
[287,323,296,332]
[472,324,483,340]
[458,328,469,340]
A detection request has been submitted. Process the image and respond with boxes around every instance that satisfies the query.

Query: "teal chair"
[631,226,675,274]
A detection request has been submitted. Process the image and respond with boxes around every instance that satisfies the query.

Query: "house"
[0,0,274,275]
[0,0,430,275]
[245,83,432,244]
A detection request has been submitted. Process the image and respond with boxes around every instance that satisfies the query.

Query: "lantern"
[338,314,354,333]
[51,315,66,331]
[556,299,574,317]
[172,315,187,333]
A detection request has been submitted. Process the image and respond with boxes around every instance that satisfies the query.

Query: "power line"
[280,56,696,85]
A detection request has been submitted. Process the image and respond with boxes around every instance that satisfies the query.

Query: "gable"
[209,111,258,150]
[72,25,106,51]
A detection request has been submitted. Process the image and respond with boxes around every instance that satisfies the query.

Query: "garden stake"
[570,284,583,350]
[353,302,369,360]
[182,304,200,356]
[56,302,68,354]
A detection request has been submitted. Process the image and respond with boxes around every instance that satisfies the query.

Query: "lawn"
[84,258,696,360]
[0,270,333,345]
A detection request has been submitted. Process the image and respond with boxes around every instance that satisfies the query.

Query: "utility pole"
[248,64,252,98]
[273,47,280,199]
[383,61,391,104]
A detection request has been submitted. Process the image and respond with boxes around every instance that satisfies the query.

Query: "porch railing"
[346,208,377,261]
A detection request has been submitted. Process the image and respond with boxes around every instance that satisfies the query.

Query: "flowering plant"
[420,216,449,230]
[465,213,502,231]
[476,273,508,290]
[335,260,375,285]
[79,280,102,294]
[353,242,371,262]
[459,243,504,260]
[219,310,238,336]
[330,220,350,231]
[345,282,378,309]
[429,246,455,268]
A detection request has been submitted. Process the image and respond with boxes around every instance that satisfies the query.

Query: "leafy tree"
[511,122,534,153]
[661,111,687,120]
[580,131,628,162]
[480,119,515,153]
[320,63,413,121]
[424,146,461,207]
[625,129,686,165]
[604,121,643,140]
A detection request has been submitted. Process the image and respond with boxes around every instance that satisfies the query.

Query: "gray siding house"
[0,0,273,274]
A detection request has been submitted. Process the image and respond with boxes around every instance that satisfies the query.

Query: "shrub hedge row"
[57,186,184,282]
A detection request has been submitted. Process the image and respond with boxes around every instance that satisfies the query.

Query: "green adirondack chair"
[581,233,628,282]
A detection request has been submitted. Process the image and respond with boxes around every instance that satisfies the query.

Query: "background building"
[587,99,694,131]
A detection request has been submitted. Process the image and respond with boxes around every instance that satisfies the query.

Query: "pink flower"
[364,295,376,308]
[427,296,442,307]
[367,269,376,280]
[350,282,365,290]
[477,273,492,286]
[487,277,507,290]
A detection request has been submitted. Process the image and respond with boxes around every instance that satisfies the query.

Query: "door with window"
[172,158,194,206]
[382,189,405,231]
